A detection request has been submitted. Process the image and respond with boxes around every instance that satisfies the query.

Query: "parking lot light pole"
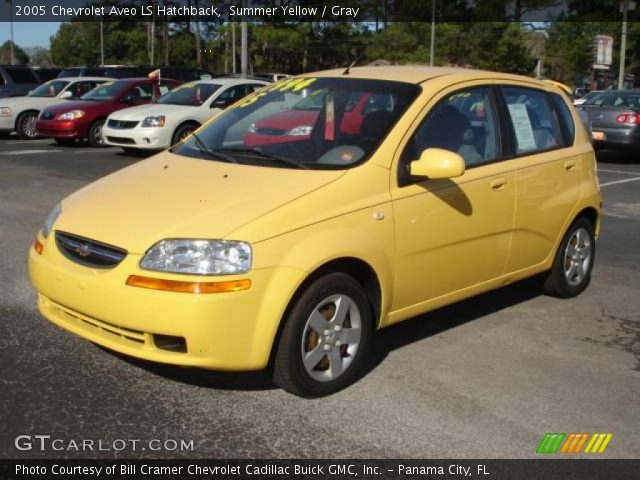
[6,0,15,64]
[618,0,631,90]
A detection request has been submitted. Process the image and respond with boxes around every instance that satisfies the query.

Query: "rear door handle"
[490,177,507,190]
[564,159,576,170]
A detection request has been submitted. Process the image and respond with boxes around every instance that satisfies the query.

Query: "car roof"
[45,76,108,82]
[308,66,550,88]
[190,77,269,86]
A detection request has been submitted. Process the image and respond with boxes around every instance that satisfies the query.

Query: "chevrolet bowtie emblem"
[75,244,91,257]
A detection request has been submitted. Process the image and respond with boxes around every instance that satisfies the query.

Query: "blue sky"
[1,22,61,48]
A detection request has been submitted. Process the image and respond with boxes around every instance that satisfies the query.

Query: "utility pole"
[100,21,104,65]
[240,0,247,78]
[232,22,236,74]
[429,0,436,66]
[7,0,15,64]
[618,0,634,89]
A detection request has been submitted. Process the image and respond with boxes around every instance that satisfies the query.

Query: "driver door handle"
[490,177,507,190]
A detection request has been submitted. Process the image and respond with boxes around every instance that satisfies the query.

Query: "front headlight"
[58,110,85,120]
[286,125,313,136]
[141,115,166,127]
[0,107,12,116]
[41,203,62,238]
[140,239,252,275]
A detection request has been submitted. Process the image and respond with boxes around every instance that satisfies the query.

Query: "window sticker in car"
[235,78,317,108]
[507,103,537,152]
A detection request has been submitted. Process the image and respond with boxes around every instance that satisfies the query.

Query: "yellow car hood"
[56,151,345,253]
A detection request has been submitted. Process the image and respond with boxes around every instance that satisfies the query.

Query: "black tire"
[171,123,198,146]
[88,119,106,147]
[273,272,373,397]
[54,138,75,146]
[542,216,596,298]
[16,111,40,140]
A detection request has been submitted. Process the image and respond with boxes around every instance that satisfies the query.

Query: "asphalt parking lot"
[0,136,638,459]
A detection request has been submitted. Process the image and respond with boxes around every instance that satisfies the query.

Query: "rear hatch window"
[6,68,39,84]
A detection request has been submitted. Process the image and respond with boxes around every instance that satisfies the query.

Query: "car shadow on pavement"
[97,277,543,393]
[596,149,638,164]
[358,276,543,381]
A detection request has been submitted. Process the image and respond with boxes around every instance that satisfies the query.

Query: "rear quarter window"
[549,93,575,147]
[6,68,38,84]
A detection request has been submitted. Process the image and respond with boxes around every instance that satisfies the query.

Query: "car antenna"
[343,50,366,75]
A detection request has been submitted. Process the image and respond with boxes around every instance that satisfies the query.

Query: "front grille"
[55,231,127,268]
[106,136,135,145]
[255,127,287,135]
[107,119,139,129]
[40,112,55,120]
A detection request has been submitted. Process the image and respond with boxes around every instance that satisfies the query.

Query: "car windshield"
[584,92,640,108]
[28,80,69,97]
[172,77,420,170]
[58,68,82,78]
[155,82,221,106]
[80,81,128,101]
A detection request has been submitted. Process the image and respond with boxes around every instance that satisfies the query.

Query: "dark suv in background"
[0,65,40,97]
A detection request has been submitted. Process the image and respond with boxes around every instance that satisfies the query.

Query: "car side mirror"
[121,95,135,104]
[409,148,465,179]
[59,91,73,99]
[211,98,230,109]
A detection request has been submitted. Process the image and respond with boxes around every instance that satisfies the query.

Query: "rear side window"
[501,87,561,155]
[6,68,38,84]
[549,93,575,147]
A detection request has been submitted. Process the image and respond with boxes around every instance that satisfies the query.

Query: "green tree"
[0,41,29,64]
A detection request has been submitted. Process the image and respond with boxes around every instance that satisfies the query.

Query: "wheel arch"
[15,109,40,130]
[172,120,201,144]
[266,256,383,369]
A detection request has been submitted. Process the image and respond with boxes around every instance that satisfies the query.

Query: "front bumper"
[29,233,305,370]
[35,119,83,139]
[102,125,169,150]
[0,115,15,132]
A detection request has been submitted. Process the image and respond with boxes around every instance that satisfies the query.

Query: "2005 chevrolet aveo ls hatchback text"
[29,67,602,397]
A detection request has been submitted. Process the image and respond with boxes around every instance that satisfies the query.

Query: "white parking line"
[599,169,640,176]
[5,140,52,145]
[600,177,640,187]
[72,149,120,153]
[0,149,62,155]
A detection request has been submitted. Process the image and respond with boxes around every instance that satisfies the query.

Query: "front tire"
[16,111,40,140]
[171,123,198,146]
[273,273,373,397]
[542,216,596,298]
[88,119,105,147]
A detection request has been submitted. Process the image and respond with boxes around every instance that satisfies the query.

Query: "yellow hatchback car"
[29,67,601,397]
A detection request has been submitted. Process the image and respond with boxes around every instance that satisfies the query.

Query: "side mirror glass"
[59,91,73,99]
[409,148,465,180]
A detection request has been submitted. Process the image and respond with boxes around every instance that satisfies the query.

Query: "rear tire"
[542,217,595,298]
[88,119,105,147]
[16,111,40,140]
[273,273,373,397]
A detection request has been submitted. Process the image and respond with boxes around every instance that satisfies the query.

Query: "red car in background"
[243,90,394,147]
[36,78,180,147]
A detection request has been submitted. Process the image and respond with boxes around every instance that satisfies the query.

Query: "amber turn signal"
[33,238,44,255]
[126,275,251,294]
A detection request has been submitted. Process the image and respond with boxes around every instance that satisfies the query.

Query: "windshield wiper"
[190,133,237,163]
[213,148,308,169]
